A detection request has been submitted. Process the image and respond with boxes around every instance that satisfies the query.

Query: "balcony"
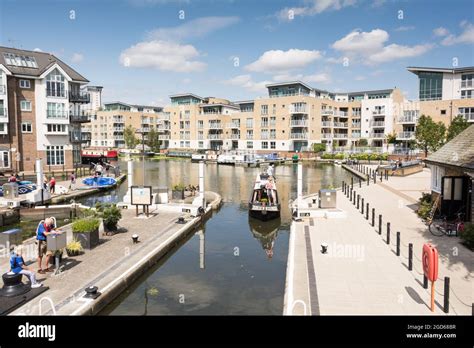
[47,110,68,120]
[370,121,385,128]
[81,133,91,141]
[69,91,90,103]
[321,121,333,128]
[246,134,254,140]
[114,135,124,140]
[202,110,221,115]
[352,122,361,128]
[113,116,124,123]
[261,122,269,128]
[333,133,348,139]
[290,133,308,140]
[69,112,91,123]
[141,126,151,132]
[351,133,361,138]
[159,135,170,140]
[158,125,171,131]
[321,109,334,116]
[0,85,5,95]
[230,133,240,139]
[229,122,240,128]
[333,122,348,128]
[370,132,385,139]
[398,115,417,124]
[70,132,88,143]
[113,127,124,132]
[321,133,332,139]
[208,134,223,140]
[335,111,348,117]
[461,80,473,88]
[397,131,415,140]
[290,120,308,127]
[208,123,222,129]
[372,110,385,116]
[352,112,361,117]
[290,104,307,114]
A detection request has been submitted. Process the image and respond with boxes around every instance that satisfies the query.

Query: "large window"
[419,72,443,101]
[46,69,66,97]
[0,150,10,168]
[261,105,268,115]
[47,102,67,118]
[3,53,38,68]
[46,145,65,165]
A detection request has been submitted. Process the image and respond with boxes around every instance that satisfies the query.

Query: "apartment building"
[395,66,474,145]
[87,101,166,149]
[0,46,90,173]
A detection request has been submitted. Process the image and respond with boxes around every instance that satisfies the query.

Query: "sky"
[0,0,473,106]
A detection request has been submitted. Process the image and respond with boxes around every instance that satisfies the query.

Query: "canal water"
[77,160,351,315]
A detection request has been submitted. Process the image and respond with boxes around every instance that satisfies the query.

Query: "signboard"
[131,186,152,206]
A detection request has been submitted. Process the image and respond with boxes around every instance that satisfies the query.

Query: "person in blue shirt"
[36,217,60,274]
[9,245,42,288]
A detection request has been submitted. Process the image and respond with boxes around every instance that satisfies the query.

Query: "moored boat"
[248,173,280,220]
[82,176,117,187]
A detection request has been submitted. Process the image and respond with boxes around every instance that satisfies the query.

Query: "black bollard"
[351,177,354,188]
[366,202,369,220]
[444,277,450,314]
[359,178,361,188]
[372,208,375,226]
[380,171,383,182]
[373,172,376,184]
[361,198,364,214]
[423,275,428,289]
[386,222,390,245]
[367,174,369,186]
[396,232,400,256]
[408,243,413,271]
[378,214,382,235]
[357,194,360,209]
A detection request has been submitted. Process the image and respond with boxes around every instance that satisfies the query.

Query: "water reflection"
[248,217,281,259]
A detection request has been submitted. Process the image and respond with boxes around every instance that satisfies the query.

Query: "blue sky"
[0,0,473,105]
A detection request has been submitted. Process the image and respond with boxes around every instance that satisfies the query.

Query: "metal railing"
[333,133,348,139]
[333,122,348,128]
[398,116,417,124]
[208,123,222,129]
[370,132,385,139]
[371,121,385,127]
[321,121,333,127]
[290,133,308,139]
[321,109,334,115]
[372,110,385,116]
[208,134,222,140]
[397,131,415,139]
[47,110,68,119]
[290,120,308,127]
[69,91,90,103]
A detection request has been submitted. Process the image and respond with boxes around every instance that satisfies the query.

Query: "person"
[8,174,17,183]
[95,163,104,177]
[43,175,48,190]
[36,217,60,274]
[69,172,76,191]
[49,177,56,194]
[93,172,99,186]
[15,172,20,181]
[265,181,274,205]
[9,245,42,288]
[266,164,274,178]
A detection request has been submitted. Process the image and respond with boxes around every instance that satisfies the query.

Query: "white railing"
[208,123,222,129]
[290,120,308,127]
[158,135,170,140]
[290,133,308,139]
[371,121,385,127]
[335,111,348,117]
[261,122,269,128]
[229,122,240,128]
[333,133,348,139]
[47,110,68,119]
[373,110,385,116]
[352,112,361,117]
[202,111,221,115]
[351,122,361,128]
[208,134,222,140]
[397,131,415,139]
[333,122,348,128]
[351,133,361,138]
[321,133,332,139]
[113,127,124,131]
[370,132,385,139]
[321,109,334,115]
[290,104,307,113]
[321,121,332,127]
[114,135,124,140]
[113,117,124,123]
[398,116,417,124]
[230,134,240,139]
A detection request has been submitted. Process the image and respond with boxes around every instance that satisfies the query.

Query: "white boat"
[217,151,246,165]
[248,173,280,220]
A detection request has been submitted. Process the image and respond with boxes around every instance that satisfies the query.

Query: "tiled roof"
[0,46,88,82]
[425,125,474,171]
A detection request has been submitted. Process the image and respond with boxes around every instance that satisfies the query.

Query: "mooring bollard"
[372,208,375,226]
[385,170,388,180]
[396,232,400,256]
[367,174,369,186]
[423,275,428,289]
[353,191,356,205]
[357,194,360,209]
[361,198,365,214]
[378,214,382,234]
[359,178,361,188]
[366,202,369,220]
[373,172,376,184]
[408,243,413,271]
[386,222,390,244]
[444,277,450,314]
[380,171,383,182]
[351,177,354,188]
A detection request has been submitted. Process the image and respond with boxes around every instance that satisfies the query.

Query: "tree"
[124,125,138,149]
[312,143,326,153]
[415,115,446,157]
[357,138,368,147]
[446,115,470,142]
[146,128,161,153]
[386,132,397,144]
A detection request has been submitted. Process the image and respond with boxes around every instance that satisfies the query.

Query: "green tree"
[415,115,446,157]
[146,128,161,153]
[386,132,397,144]
[124,125,138,149]
[357,138,368,147]
[446,115,470,142]
[312,143,326,153]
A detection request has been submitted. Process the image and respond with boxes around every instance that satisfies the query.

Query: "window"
[430,165,445,193]
[246,118,253,128]
[20,100,32,111]
[270,141,276,149]
[270,129,276,139]
[419,72,442,101]
[47,102,67,118]
[3,53,38,68]
[46,69,66,97]
[21,122,32,133]
[262,141,268,149]
[261,105,268,115]
[19,80,31,88]
[440,110,446,115]
[246,130,253,140]
[0,150,10,168]
[246,141,253,149]
[461,90,473,99]
[47,124,67,133]
[46,145,65,165]
[198,141,203,148]
[0,123,6,134]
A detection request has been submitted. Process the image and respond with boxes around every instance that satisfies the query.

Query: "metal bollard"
[366,202,369,220]
[351,177,354,188]
[361,198,365,215]
[367,174,369,186]
[359,178,361,188]
[378,214,382,235]
[357,194,360,209]
[396,232,400,256]
[371,208,375,226]
[386,222,390,244]
[444,277,450,314]
[408,243,413,271]
[423,275,428,289]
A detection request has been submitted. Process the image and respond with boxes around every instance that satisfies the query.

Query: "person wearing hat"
[9,245,42,288]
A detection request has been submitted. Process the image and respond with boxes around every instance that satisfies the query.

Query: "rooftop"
[407,66,474,75]
[169,93,205,100]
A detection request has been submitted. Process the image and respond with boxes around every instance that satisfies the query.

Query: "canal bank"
[4,191,221,315]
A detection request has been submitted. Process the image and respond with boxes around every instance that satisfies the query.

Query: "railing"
[246,134,254,140]
[321,109,334,116]
[141,127,151,132]
[159,135,170,140]
[370,132,385,139]
[333,133,348,139]
[160,113,170,120]
[372,110,385,116]
[229,122,240,128]
[158,125,171,130]
[352,122,361,128]
[290,104,307,113]
[351,133,361,138]
[202,110,221,115]
[0,107,7,117]
[69,112,90,123]
[335,111,348,117]
[113,117,124,123]
[290,120,308,127]
[321,133,332,139]
[208,134,223,140]
[240,108,254,113]
[208,123,222,129]
[0,85,5,95]
[46,88,67,98]
[370,121,385,127]
[70,133,87,143]
[461,80,473,88]
[397,131,415,139]
[113,127,124,132]
[114,135,124,140]
[261,122,269,128]
[352,112,361,117]
[69,91,90,103]
[321,121,333,127]
[333,122,348,128]
[47,110,68,119]
[269,92,309,98]
[398,116,417,124]
[81,133,91,141]
[290,133,308,139]
[230,134,240,139]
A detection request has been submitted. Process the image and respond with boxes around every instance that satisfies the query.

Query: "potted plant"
[66,238,83,257]
[72,218,101,249]
[95,203,122,232]
[172,183,186,200]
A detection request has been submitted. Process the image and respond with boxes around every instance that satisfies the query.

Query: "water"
[83,159,352,315]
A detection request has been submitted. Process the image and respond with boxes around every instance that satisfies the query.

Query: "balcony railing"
[208,123,222,129]
[231,134,240,139]
[352,112,361,117]
[70,133,88,143]
[0,107,7,118]
[321,109,334,116]
[397,131,415,140]
[333,122,348,128]
[351,133,361,138]
[351,122,361,128]
[290,104,307,113]
[47,110,68,119]
[333,133,348,139]
[335,111,348,117]
[114,135,124,140]
[113,117,124,123]
[321,121,332,127]
[290,133,308,139]
[246,134,254,140]
[373,110,385,116]
[398,115,417,124]
[370,132,385,139]
[461,80,473,88]
[208,134,223,140]
[158,125,171,130]
[202,110,221,115]
[0,85,5,95]
[159,135,170,140]
[371,121,385,127]
[69,91,90,103]
[261,122,269,128]
[113,127,124,132]
[290,120,308,127]
[261,134,269,140]
[229,122,240,128]
[69,112,91,123]
[321,133,332,139]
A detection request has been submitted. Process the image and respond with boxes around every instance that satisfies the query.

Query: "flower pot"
[73,228,99,250]
[172,189,185,200]
[66,249,81,257]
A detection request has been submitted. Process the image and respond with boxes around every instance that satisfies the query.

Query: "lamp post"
[136,125,146,185]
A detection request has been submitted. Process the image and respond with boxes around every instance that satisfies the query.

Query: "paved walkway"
[285,168,473,315]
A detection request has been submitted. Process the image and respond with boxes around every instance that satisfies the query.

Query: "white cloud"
[305,72,331,83]
[394,26,415,32]
[223,74,271,93]
[119,40,206,72]
[245,49,322,73]
[332,28,432,64]
[33,48,42,52]
[71,53,84,63]
[433,27,449,37]
[148,16,239,42]
[277,0,357,21]
[354,75,366,81]
[441,22,474,46]
[368,43,433,63]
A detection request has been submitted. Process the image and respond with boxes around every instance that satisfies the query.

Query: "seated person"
[9,245,42,288]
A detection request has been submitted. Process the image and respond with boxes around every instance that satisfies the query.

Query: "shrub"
[312,143,326,153]
[102,204,122,231]
[172,183,186,191]
[72,218,100,233]
[417,193,433,219]
[66,238,83,256]
[369,153,380,161]
[321,153,334,159]
[460,223,474,250]
[334,153,345,160]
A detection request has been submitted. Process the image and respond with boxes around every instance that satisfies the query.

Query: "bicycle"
[428,212,465,237]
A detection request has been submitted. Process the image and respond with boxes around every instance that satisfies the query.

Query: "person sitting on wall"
[9,245,43,288]
[36,217,61,274]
